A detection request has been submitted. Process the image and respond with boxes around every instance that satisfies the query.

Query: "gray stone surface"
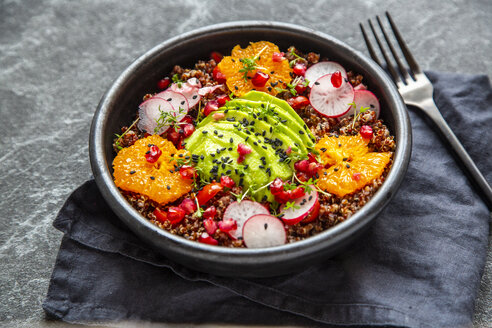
[0,0,490,327]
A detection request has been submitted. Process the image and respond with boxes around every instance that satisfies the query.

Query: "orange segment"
[217,41,292,97]
[113,135,192,204]
[315,134,392,197]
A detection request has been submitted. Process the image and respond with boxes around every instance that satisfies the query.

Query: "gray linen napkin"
[43,71,492,327]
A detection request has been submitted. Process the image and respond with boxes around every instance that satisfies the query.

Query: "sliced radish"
[341,89,380,119]
[354,83,367,90]
[242,214,286,248]
[223,200,269,240]
[309,74,354,118]
[137,97,175,134]
[305,61,347,88]
[154,90,189,113]
[279,187,318,225]
[301,199,320,224]
[171,78,201,108]
[198,84,224,96]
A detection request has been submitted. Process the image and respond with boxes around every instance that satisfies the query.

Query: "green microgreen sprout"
[283,201,300,211]
[349,102,370,130]
[288,49,306,67]
[172,74,184,88]
[238,45,268,81]
[154,106,188,134]
[114,117,140,150]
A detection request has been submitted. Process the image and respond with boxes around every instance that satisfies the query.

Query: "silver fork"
[361,12,492,210]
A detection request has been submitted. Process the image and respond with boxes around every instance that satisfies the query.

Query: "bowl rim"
[90,20,411,262]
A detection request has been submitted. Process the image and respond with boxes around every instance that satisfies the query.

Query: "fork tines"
[360,12,421,85]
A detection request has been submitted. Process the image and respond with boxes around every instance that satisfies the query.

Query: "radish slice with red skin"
[198,84,224,96]
[223,200,270,240]
[137,97,176,135]
[309,74,354,118]
[341,89,380,119]
[170,78,202,108]
[354,83,367,90]
[242,214,286,248]
[279,187,318,225]
[154,90,189,113]
[305,61,347,88]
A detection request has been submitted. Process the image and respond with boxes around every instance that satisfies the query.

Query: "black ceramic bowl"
[90,21,411,277]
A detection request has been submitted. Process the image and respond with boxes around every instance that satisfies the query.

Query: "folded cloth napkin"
[43,71,492,328]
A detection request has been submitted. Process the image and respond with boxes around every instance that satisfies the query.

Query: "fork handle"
[420,99,492,210]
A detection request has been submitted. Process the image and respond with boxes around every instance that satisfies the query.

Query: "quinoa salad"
[112,41,395,248]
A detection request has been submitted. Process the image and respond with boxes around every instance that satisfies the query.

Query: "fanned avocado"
[185,91,314,202]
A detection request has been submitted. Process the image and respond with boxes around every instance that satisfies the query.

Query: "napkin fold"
[43,71,492,328]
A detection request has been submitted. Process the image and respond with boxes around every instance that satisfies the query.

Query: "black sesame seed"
[202,130,208,134]
[308,196,313,201]
[166,98,172,101]
[320,148,327,152]
[234,86,238,90]
[181,101,185,105]
[200,155,204,160]
[346,164,350,168]
[145,150,150,154]
[218,134,223,138]
[228,147,232,151]
[130,170,136,174]
[334,168,339,172]
[314,81,320,85]
[185,156,190,159]
[226,117,235,122]
[343,157,348,161]
[324,171,328,175]
[192,95,198,99]
[150,176,155,180]
[166,185,171,190]
[253,142,258,146]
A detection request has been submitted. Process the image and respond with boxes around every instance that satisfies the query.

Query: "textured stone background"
[0,0,490,327]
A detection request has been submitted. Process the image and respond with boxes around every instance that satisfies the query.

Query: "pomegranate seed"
[296,172,309,182]
[237,143,252,156]
[331,71,343,88]
[212,112,225,121]
[182,124,195,137]
[294,77,307,94]
[269,178,284,195]
[203,100,219,116]
[203,206,217,219]
[153,208,168,223]
[166,129,182,147]
[272,52,285,62]
[307,162,321,176]
[220,175,235,188]
[292,63,306,76]
[179,198,197,214]
[212,66,227,84]
[216,94,230,107]
[287,96,310,110]
[294,159,309,173]
[157,77,171,90]
[167,207,185,226]
[179,165,196,179]
[210,51,223,63]
[198,232,218,245]
[360,125,373,139]
[218,218,237,232]
[179,165,196,180]
[251,71,270,87]
[274,190,291,203]
[237,154,245,164]
[181,115,194,124]
[285,146,292,155]
[145,145,162,163]
[352,172,361,181]
[307,153,318,163]
[203,218,217,235]
[290,187,305,199]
